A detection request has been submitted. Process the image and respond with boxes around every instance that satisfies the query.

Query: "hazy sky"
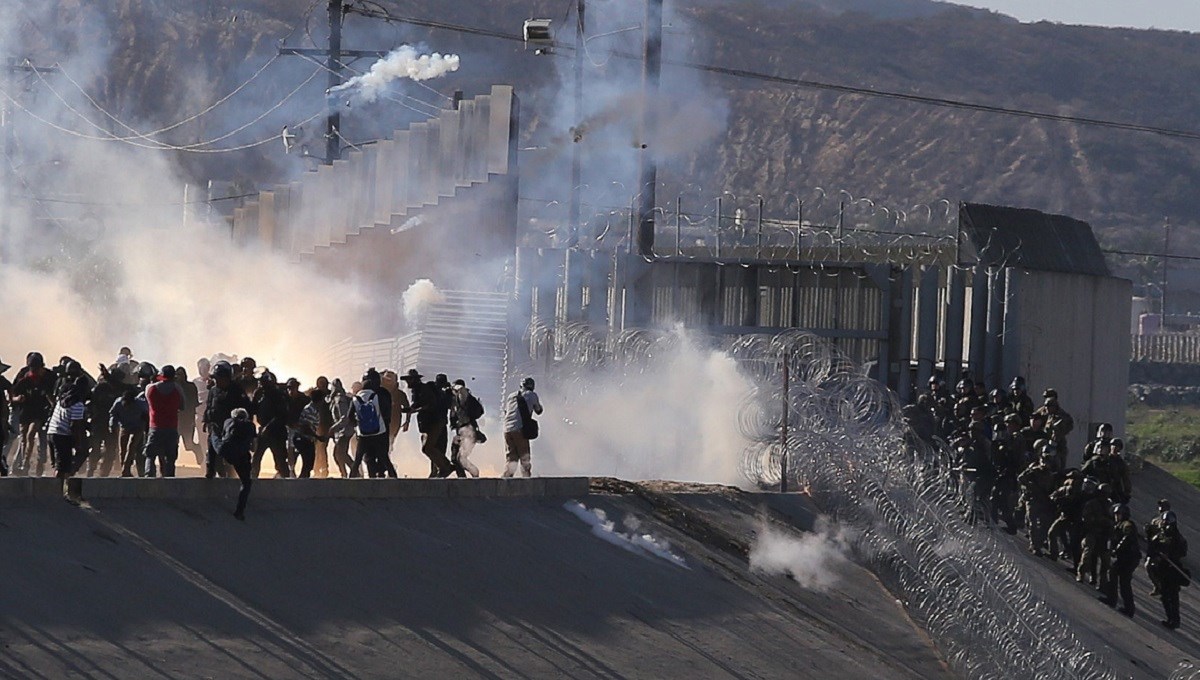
[960,1,1200,33]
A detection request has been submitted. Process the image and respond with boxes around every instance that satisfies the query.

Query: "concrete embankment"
[1,478,951,679]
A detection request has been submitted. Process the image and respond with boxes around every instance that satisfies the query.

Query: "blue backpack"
[353,389,384,436]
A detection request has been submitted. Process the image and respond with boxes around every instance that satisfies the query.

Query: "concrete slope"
[0,481,950,680]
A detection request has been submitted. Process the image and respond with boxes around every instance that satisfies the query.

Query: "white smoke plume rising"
[401,278,445,327]
[564,501,689,569]
[748,519,850,591]
[328,45,460,104]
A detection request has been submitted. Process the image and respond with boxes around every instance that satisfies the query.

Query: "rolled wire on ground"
[1173,662,1200,679]
[733,331,1115,680]
[541,322,1116,680]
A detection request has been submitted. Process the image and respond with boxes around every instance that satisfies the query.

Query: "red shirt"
[146,380,183,430]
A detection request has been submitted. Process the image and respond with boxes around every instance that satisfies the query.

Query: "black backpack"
[517,392,538,440]
[465,393,485,421]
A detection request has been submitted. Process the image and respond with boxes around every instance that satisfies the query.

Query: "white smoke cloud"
[564,501,689,569]
[0,7,381,386]
[537,329,753,486]
[329,45,460,104]
[748,518,851,591]
[401,278,445,327]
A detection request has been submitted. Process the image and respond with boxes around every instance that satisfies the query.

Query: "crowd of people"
[904,373,1191,630]
[0,349,545,520]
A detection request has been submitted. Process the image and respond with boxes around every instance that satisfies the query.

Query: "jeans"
[143,429,180,477]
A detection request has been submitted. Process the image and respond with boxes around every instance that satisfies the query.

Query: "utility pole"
[1,58,60,262]
[635,0,662,260]
[624,0,663,327]
[567,0,584,246]
[325,0,343,163]
[279,1,388,163]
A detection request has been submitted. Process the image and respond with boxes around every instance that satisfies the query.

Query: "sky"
[960,1,1200,33]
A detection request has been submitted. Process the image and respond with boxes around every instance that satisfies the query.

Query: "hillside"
[12,1,1200,289]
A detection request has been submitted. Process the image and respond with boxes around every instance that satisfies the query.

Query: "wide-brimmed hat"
[401,368,423,382]
[0,359,10,374]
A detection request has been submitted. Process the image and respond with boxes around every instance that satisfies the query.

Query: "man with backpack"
[401,369,453,478]
[503,377,543,478]
[449,379,484,478]
[346,368,393,478]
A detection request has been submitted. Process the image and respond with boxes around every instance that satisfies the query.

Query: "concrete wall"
[1008,269,1132,462]
[0,477,591,500]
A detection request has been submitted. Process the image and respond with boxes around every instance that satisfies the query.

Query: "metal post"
[756,195,764,256]
[1162,219,1171,317]
[715,196,722,257]
[795,200,802,260]
[837,200,845,262]
[567,0,584,247]
[325,0,344,164]
[675,194,681,256]
[780,358,789,493]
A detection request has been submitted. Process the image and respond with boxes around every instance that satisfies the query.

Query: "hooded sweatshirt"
[146,378,183,430]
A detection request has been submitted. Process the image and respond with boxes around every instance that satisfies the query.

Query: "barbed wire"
[533,323,1118,680]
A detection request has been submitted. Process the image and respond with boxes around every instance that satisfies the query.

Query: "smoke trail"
[328,45,460,104]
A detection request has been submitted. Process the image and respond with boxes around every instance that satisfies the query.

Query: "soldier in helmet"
[1077,483,1113,586]
[1147,509,1188,629]
[1083,423,1114,464]
[1018,446,1059,556]
[1145,499,1174,597]
[1033,390,1074,469]
[1047,470,1086,566]
[1101,503,1141,617]
[990,414,1024,532]
[1006,376,1034,426]
[1082,439,1132,504]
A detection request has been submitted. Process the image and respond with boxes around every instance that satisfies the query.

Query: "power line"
[360,8,1200,142]
[1102,248,1200,263]
[14,192,259,207]
[33,64,324,149]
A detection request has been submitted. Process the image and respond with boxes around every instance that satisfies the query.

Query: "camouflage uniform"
[1076,486,1113,586]
[1102,510,1141,617]
[1018,456,1058,556]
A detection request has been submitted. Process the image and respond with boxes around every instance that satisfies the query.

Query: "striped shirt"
[48,401,86,436]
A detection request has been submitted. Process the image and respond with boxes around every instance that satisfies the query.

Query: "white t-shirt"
[503,389,542,433]
[48,401,86,436]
